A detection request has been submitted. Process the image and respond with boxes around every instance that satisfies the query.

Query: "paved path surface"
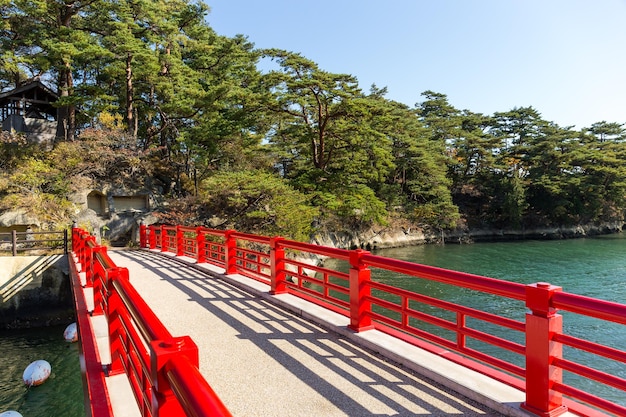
[108,249,508,417]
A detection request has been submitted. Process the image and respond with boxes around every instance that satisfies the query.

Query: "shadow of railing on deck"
[113,249,497,417]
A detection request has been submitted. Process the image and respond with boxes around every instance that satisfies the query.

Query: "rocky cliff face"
[0,210,40,228]
[312,227,432,251]
[446,222,625,244]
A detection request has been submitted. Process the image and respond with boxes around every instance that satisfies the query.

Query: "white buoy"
[0,412,24,417]
[63,322,78,342]
[22,359,51,386]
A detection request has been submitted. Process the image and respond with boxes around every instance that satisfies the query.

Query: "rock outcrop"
[311,222,625,251]
[312,227,432,251]
[0,210,40,228]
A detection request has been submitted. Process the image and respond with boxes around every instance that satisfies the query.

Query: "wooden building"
[0,81,60,144]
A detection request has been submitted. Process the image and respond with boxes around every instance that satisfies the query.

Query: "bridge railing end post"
[150,336,199,416]
[521,282,568,417]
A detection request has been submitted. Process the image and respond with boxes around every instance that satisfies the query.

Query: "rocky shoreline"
[312,221,625,251]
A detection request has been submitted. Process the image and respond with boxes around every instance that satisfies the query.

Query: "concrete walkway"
[107,249,535,417]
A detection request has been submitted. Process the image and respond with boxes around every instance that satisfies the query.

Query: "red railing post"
[71,222,79,253]
[270,237,286,294]
[76,230,84,266]
[522,282,568,417]
[107,267,129,376]
[91,246,108,316]
[150,336,199,416]
[160,225,167,252]
[83,235,96,281]
[140,222,147,248]
[149,225,157,249]
[348,249,375,332]
[77,231,90,273]
[196,227,206,263]
[176,225,184,257]
[224,230,237,275]
[72,228,84,266]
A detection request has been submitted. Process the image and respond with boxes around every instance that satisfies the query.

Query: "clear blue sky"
[205,0,626,130]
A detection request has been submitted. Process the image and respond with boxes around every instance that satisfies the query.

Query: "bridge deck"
[106,249,529,417]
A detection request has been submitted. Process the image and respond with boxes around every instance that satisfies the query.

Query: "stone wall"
[0,255,74,329]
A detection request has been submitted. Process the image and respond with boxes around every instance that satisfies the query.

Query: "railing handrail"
[553,291,626,325]
[140,223,626,417]
[230,230,270,244]
[93,247,116,270]
[283,237,352,260]
[361,252,527,300]
[0,229,68,255]
[72,226,233,417]
[110,272,172,342]
[165,355,234,417]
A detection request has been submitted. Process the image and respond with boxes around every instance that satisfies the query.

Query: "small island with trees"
[1,1,624,247]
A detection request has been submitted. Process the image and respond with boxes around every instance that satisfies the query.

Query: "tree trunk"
[56,5,77,142]
[57,64,74,141]
[125,52,136,138]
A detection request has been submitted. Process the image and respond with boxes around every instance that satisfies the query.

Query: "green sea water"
[0,324,83,416]
[375,233,626,303]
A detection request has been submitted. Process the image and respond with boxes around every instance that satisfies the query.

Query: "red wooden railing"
[71,226,233,417]
[142,223,626,417]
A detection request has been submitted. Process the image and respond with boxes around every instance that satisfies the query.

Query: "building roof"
[0,80,58,102]
[0,81,59,119]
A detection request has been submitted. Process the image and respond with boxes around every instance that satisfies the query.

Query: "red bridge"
[68,224,626,416]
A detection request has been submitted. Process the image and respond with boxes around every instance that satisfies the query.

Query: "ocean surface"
[0,324,83,416]
[1,234,624,413]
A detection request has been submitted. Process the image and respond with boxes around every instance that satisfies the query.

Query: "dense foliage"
[1,0,625,237]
